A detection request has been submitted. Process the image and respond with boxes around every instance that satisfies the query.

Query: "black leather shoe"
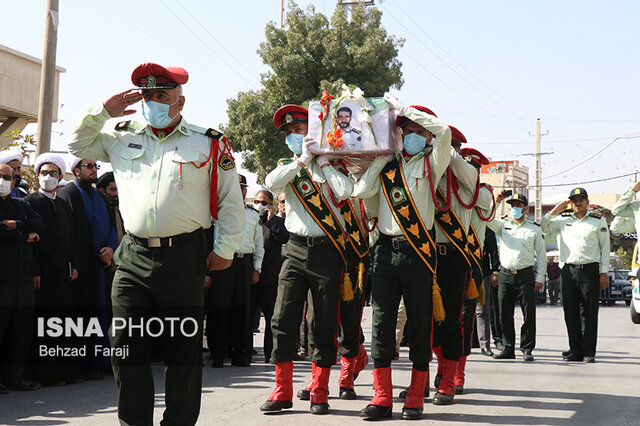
[339,387,356,400]
[310,402,329,415]
[432,392,454,405]
[583,356,595,363]
[434,374,442,388]
[231,357,250,367]
[211,359,224,368]
[454,385,464,395]
[297,388,311,400]
[480,348,494,357]
[563,353,583,362]
[360,404,392,420]
[401,406,423,420]
[496,343,505,352]
[562,349,572,357]
[260,399,293,412]
[492,351,515,359]
[523,354,534,362]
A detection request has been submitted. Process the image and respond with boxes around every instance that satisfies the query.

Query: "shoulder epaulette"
[115,120,144,132]
[561,210,573,217]
[589,212,602,219]
[531,221,541,227]
[352,128,361,134]
[501,214,509,219]
[277,158,293,166]
[205,128,222,139]
[115,121,131,131]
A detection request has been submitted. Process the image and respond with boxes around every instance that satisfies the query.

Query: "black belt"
[567,262,598,270]
[128,228,202,249]
[235,253,253,259]
[290,233,333,247]
[436,242,457,256]
[501,266,533,275]
[378,233,411,250]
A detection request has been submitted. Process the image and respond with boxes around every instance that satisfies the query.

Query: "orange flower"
[320,90,334,106]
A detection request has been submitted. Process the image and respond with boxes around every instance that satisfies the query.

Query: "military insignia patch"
[297,178,315,197]
[219,154,235,170]
[390,187,407,206]
[146,75,156,87]
[285,113,293,123]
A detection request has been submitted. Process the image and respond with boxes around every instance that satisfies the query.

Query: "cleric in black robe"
[24,154,81,385]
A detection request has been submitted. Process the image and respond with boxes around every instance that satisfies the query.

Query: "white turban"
[0,149,23,165]
[34,153,66,175]
[57,179,68,187]
[67,156,83,173]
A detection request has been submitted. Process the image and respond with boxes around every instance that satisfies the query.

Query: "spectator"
[547,257,561,305]
[0,150,28,198]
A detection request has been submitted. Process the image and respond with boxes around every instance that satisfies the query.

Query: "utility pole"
[35,0,59,157]
[518,118,551,223]
[281,0,284,29]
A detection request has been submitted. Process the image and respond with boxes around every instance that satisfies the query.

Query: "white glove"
[298,136,317,166]
[316,155,330,168]
[383,92,407,117]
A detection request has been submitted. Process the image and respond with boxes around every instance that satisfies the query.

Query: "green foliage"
[2,129,38,191]
[225,1,404,181]
[616,246,632,270]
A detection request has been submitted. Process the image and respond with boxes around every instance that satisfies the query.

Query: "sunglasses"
[279,199,286,204]
[0,174,13,182]
[40,170,59,177]
[253,200,269,206]
[81,163,100,170]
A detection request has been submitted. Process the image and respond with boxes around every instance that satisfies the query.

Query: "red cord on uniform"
[452,173,481,209]
[475,183,497,222]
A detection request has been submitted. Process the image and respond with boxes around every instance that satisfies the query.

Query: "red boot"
[360,367,393,420]
[433,346,444,388]
[297,363,316,400]
[454,356,467,395]
[310,365,331,415]
[353,344,369,380]
[260,361,293,412]
[338,356,357,399]
[433,359,458,405]
[402,368,428,420]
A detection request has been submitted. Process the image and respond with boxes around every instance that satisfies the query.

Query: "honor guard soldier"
[488,193,546,361]
[541,187,610,363]
[260,104,354,416]
[353,93,452,421]
[206,174,264,367]
[67,63,246,426]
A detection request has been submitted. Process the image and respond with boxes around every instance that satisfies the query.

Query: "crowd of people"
[0,61,636,425]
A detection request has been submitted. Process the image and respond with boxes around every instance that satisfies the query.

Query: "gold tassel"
[342,271,354,302]
[477,279,486,306]
[432,275,445,323]
[357,261,365,293]
[466,275,479,300]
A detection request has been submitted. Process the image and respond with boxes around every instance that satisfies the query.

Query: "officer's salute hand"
[104,89,143,118]
[549,200,571,215]
[632,181,640,192]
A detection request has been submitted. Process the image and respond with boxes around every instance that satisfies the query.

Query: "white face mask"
[39,175,59,192]
[256,203,268,214]
[0,179,12,197]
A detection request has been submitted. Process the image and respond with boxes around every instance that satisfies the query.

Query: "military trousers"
[460,270,481,357]
[475,275,494,351]
[498,266,536,354]
[370,241,433,365]
[270,240,342,367]
[561,263,600,357]
[110,231,206,426]
[490,275,503,347]
[433,247,469,361]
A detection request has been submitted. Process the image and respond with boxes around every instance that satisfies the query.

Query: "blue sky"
[3,0,639,198]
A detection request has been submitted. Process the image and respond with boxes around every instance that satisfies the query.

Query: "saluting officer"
[68,62,246,426]
[260,104,354,416]
[611,181,640,241]
[488,193,546,362]
[353,93,451,421]
[541,187,610,363]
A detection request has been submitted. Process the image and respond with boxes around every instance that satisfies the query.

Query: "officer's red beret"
[273,104,308,130]
[449,125,467,145]
[131,63,189,89]
[459,147,489,166]
[397,105,438,127]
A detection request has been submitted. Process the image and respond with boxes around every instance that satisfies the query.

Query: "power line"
[490,171,637,189]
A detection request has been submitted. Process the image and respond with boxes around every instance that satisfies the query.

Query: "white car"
[630,244,640,324]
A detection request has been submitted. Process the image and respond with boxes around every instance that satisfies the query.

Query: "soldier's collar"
[138,117,192,137]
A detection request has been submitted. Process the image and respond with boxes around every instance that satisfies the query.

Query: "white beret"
[0,149,23,165]
[34,153,66,175]
[67,156,83,172]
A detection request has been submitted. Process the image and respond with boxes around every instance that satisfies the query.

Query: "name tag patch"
[128,143,142,149]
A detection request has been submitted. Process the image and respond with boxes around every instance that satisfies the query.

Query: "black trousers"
[433,248,469,361]
[460,273,480,357]
[498,267,536,354]
[490,276,503,346]
[0,283,34,385]
[110,232,207,426]
[561,263,600,357]
[249,284,277,362]
[206,254,253,362]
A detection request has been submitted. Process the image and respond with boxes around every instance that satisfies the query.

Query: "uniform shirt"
[435,152,480,243]
[470,185,495,247]
[265,158,353,237]
[488,217,547,283]
[611,189,640,241]
[353,107,452,235]
[232,205,264,270]
[67,104,245,260]
[540,211,610,274]
[610,216,636,234]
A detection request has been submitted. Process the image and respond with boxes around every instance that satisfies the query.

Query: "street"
[1,302,639,425]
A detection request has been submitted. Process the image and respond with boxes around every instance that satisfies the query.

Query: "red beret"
[397,105,438,127]
[448,125,467,144]
[273,104,308,130]
[131,63,189,89]
[459,147,489,166]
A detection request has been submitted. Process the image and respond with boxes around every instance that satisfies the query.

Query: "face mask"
[39,175,59,192]
[285,133,304,155]
[142,99,180,129]
[403,133,427,155]
[256,203,268,214]
[0,179,12,197]
[510,206,524,219]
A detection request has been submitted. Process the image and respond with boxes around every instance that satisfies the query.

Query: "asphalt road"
[1,302,639,425]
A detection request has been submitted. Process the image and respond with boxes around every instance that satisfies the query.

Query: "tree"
[2,129,38,190]
[225,1,404,181]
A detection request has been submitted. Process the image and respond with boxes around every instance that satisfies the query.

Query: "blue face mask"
[285,133,304,155]
[510,206,524,219]
[142,99,180,129]
[403,133,427,155]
